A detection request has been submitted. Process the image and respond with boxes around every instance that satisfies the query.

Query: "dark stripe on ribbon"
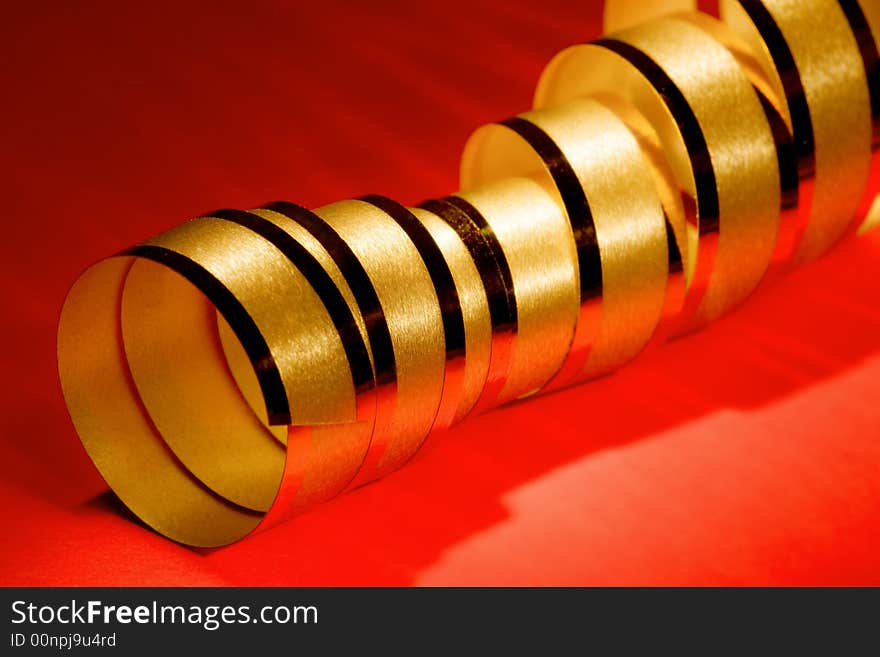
[665,212,684,278]
[736,0,818,175]
[595,37,722,237]
[360,195,467,361]
[755,91,800,214]
[207,208,375,394]
[837,0,880,146]
[264,201,397,389]
[124,244,291,426]
[418,197,517,335]
[498,116,603,304]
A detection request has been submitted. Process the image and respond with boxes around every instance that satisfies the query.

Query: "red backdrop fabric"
[1,0,878,586]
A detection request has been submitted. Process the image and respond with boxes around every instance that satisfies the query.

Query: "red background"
[2,0,879,585]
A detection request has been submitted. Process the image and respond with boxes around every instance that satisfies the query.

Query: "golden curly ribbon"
[58,0,879,546]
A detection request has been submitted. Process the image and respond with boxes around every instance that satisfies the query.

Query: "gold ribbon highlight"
[58,0,879,546]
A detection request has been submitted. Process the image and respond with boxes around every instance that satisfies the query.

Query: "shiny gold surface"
[855,0,880,235]
[535,17,781,328]
[861,196,880,235]
[121,259,285,512]
[590,93,689,334]
[604,1,791,126]
[239,207,378,511]
[313,200,445,484]
[411,207,493,425]
[674,11,804,271]
[455,178,580,402]
[716,2,789,124]
[722,0,872,264]
[56,1,877,545]
[461,98,668,387]
[606,0,874,260]
[142,218,358,426]
[859,0,880,57]
[217,315,287,445]
[57,258,262,547]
